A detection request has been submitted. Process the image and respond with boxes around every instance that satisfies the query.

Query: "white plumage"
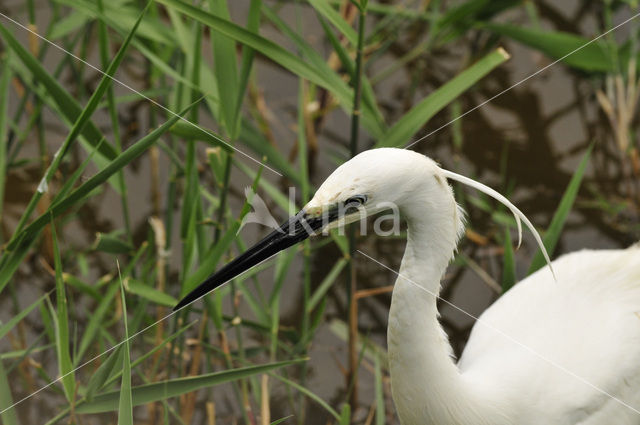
[307,148,640,424]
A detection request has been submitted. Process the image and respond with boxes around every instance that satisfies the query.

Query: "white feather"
[308,148,640,425]
[441,169,556,280]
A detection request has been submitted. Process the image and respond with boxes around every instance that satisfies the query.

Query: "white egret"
[175,148,640,424]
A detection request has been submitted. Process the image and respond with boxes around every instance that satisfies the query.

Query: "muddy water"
[1,0,638,424]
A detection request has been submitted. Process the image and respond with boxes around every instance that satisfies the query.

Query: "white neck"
[387,188,509,425]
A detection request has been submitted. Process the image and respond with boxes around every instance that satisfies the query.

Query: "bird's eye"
[344,194,367,207]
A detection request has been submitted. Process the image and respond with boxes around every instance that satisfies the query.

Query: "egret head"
[173,148,450,311]
[173,148,553,311]
[303,148,446,232]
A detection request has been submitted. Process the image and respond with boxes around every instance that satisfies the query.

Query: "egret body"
[176,148,640,424]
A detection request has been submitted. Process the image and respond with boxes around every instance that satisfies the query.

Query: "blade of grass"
[0,50,10,241]
[1,1,149,245]
[50,10,89,39]
[0,358,18,425]
[339,404,350,425]
[45,320,197,425]
[5,101,190,252]
[169,121,232,151]
[374,351,384,425]
[231,0,261,139]
[270,416,293,425]
[329,319,388,369]
[269,248,297,310]
[181,163,264,296]
[239,121,301,183]
[268,371,340,421]
[527,145,592,274]
[307,258,347,312]
[76,359,305,413]
[50,217,75,402]
[0,292,49,340]
[92,232,133,255]
[0,103,191,294]
[482,23,616,72]
[308,0,357,45]
[435,0,519,45]
[376,47,510,148]
[180,135,201,279]
[156,0,385,137]
[98,0,132,243]
[125,278,178,307]
[105,321,198,388]
[55,0,174,45]
[0,22,118,189]
[262,4,385,135]
[76,282,119,362]
[210,0,239,137]
[86,345,124,401]
[117,264,133,425]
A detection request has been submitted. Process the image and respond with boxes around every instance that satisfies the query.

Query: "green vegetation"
[0,0,638,424]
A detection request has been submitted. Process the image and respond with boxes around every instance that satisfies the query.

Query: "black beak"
[173,210,333,311]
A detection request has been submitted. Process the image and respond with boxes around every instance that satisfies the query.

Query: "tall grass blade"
[527,145,592,274]
[210,0,239,136]
[117,266,133,425]
[45,322,197,425]
[76,359,305,413]
[270,416,293,425]
[308,0,357,45]
[169,121,232,151]
[181,163,264,296]
[338,404,351,425]
[269,372,340,420]
[376,47,510,148]
[483,23,616,72]
[50,217,75,402]
[86,345,124,401]
[2,0,149,246]
[125,278,178,307]
[374,352,385,425]
[0,359,18,425]
[55,0,174,45]
[0,103,190,296]
[0,292,48,340]
[103,321,197,388]
[156,0,385,137]
[5,103,190,252]
[307,258,347,312]
[232,0,261,139]
[0,50,10,236]
[76,282,119,362]
[436,0,519,43]
[0,22,115,187]
[98,0,131,240]
[240,122,301,183]
[262,4,385,135]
